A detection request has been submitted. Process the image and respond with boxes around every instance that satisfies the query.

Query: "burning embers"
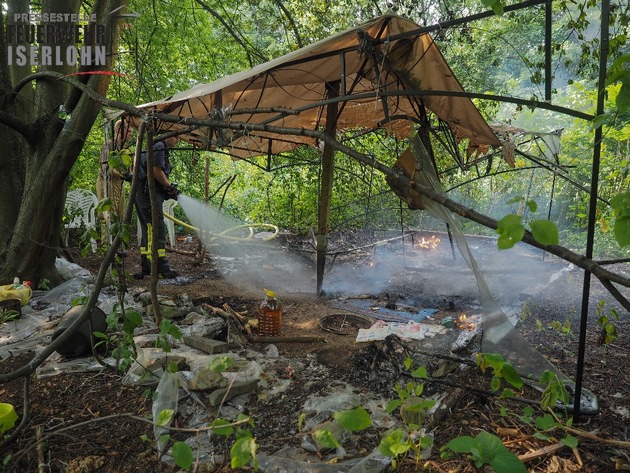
[456,312,478,331]
[416,234,441,250]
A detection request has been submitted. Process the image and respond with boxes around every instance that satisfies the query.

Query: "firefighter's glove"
[165,183,181,200]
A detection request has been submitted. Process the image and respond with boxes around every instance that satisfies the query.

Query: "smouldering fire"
[417,235,441,250]
[456,312,476,331]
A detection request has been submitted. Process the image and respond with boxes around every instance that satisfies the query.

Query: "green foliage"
[0,309,19,324]
[333,406,372,431]
[379,428,413,461]
[481,0,504,16]
[477,353,524,392]
[596,300,619,345]
[208,355,235,373]
[610,193,630,247]
[312,428,340,450]
[155,319,182,353]
[230,427,257,470]
[496,214,525,249]
[496,198,559,250]
[442,431,526,473]
[538,371,570,410]
[172,441,194,470]
[377,358,435,465]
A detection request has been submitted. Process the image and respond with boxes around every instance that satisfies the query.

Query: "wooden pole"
[316,81,340,295]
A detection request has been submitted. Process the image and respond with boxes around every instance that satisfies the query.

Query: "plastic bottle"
[12,277,20,289]
[258,288,282,336]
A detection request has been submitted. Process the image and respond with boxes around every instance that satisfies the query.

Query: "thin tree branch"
[271,0,304,48]
[193,0,268,66]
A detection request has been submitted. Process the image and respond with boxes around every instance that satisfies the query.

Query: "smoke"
[177,195,316,294]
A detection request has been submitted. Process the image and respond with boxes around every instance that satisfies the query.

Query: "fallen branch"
[518,442,566,462]
[202,303,252,342]
[36,425,46,473]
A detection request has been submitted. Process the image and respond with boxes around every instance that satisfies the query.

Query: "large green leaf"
[172,441,194,470]
[501,363,524,390]
[230,437,256,469]
[490,451,528,473]
[445,435,475,453]
[611,193,630,218]
[496,214,525,249]
[614,216,630,247]
[529,220,559,245]
[333,406,372,431]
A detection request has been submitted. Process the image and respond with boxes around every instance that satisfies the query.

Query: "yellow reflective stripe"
[158,249,166,257]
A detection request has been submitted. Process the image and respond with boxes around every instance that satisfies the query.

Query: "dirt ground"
[0,230,629,472]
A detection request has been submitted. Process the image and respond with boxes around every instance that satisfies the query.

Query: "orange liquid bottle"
[258,289,282,336]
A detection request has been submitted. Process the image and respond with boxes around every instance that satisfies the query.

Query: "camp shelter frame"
[126,0,615,419]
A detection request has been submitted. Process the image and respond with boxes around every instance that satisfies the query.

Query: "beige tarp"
[133,14,500,158]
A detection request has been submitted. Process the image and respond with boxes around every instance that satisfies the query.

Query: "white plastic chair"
[65,189,98,252]
[136,200,179,247]
[163,199,179,247]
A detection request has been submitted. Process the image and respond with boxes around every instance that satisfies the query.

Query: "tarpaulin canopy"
[131,14,500,158]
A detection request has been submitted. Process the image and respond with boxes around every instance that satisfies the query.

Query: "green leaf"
[386,399,402,414]
[156,408,174,427]
[496,214,525,249]
[230,437,256,469]
[613,216,630,247]
[490,450,527,473]
[481,0,504,15]
[312,428,340,450]
[525,200,537,213]
[529,220,559,245]
[379,428,411,457]
[209,418,233,437]
[617,80,630,111]
[333,406,372,431]
[610,192,630,218]
[172,441,194,470]
[123,309,143,334]
[208,355,235,373]
[590,113,608,129]
[445,435,475,453]
[97,198,112,213]
[411,366,428,379]
[501,363,523,390]
[534,414,555,431]
[561,435,579,449]
[490,376,502,392]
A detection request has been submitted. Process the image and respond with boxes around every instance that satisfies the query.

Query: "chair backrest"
[163,200,179,246]
[65,189,98,229]
[163,199,179,217]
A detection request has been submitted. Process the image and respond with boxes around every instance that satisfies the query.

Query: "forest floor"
[1,229,629,473]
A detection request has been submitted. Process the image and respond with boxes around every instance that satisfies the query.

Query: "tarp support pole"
[317,81,340,295]
[573,0,609,422]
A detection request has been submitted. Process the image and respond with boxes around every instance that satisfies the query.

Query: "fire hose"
[164,212,279,242]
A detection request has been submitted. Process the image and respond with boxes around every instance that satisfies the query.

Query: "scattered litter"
[355,320,446,342]
[331,299,438,323]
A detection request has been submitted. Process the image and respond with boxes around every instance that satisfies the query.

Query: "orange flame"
[456,312,476,330]
[417,235,441,250]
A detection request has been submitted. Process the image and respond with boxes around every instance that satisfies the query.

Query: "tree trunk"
[0,0,128,285]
